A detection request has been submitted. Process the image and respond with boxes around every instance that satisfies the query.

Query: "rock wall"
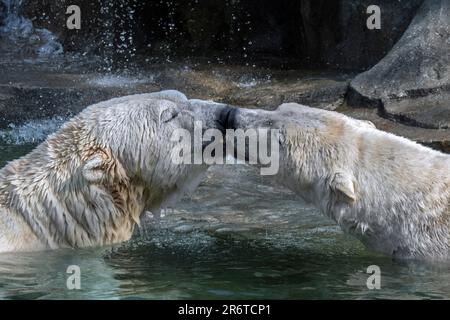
[349,0,450,128]
[2,0,450,153]
[21,0,423,70]
[299,0,423,69]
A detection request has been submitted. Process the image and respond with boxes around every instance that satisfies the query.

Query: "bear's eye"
[160,109,179,123]
[266,120,274,126]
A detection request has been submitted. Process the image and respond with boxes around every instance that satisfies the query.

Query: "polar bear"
[225,103,450,260]
[0,90,230,253]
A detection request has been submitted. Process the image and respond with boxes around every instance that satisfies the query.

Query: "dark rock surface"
[0,1,6,27]
[349,0,450,128]
[299,0,423,70]
[22,0,421,70]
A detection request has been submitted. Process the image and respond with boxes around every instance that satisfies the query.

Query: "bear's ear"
[330,172,356,203]
[82,155,106,183]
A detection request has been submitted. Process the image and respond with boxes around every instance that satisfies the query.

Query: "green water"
[0,144,449,300]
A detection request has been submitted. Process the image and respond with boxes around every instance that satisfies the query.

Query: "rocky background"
[1,0,450,151]
[19,0,424,70]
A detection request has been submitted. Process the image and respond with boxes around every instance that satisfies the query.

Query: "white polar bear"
[0,90,229,253]
[226,103,450,261]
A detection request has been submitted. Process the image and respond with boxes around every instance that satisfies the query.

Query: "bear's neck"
[285,129,450,259]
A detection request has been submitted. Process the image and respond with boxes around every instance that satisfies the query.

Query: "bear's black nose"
[217,106,237,133]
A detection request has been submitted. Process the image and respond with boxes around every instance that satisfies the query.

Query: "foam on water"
[235,75,272,88]
[236,78,258,88]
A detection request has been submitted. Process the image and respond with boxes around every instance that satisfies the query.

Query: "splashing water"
[0,0,63,57]
[0,0,32,38]
[98,0,139,72]
[88,74,153,88]
[0,117,66,144]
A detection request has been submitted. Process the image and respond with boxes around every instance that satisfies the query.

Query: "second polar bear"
[225,103,450,260]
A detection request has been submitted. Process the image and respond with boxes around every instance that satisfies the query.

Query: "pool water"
[0,144,450,299]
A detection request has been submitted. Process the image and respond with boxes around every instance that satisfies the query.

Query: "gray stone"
[299,0,423,70]
[339,107,450,153]
[349,0,450,128]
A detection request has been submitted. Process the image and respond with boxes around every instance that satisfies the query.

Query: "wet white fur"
[234,103,450,261]
[0,90,210,252]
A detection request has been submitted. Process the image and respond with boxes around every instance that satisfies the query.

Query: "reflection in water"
[0,146,450,299]
[0,248,121,299]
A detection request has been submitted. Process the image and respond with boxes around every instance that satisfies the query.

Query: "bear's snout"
[217,107,237,134]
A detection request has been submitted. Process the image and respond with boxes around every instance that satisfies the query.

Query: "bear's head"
[67,90,231,214]
[224,103,376,203]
